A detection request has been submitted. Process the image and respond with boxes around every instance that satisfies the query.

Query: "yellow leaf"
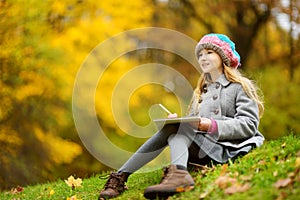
[67,195,81,200]
[240,174,253,181]
[49,189,55,195]
[220,164,228,175]
[65,175,82,189]
[295,157,300,168]
[199,190,210,199]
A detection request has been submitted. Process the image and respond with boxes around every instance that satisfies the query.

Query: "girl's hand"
[198,118,212,131]
[189,117,211,131]
[167,113,178,118]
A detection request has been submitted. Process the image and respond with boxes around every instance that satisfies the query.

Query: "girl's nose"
[199,55,206,62]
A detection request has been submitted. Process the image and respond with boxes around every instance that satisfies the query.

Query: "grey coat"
[187,74,264,153]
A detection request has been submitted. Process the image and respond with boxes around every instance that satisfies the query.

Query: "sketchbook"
[153,116,200,126]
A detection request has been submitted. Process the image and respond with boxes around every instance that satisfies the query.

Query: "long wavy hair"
[189,64,264,117]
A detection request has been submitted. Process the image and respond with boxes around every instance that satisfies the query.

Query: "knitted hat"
[195,33,241,69]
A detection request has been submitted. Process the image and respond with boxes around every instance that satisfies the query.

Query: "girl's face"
[198,49,223,73]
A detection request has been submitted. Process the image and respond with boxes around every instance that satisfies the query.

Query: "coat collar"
[216,74,231,87]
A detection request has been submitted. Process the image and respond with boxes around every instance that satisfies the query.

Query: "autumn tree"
[0,0,82,189]
[0,0,155,189]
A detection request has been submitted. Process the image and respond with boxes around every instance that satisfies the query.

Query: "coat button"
[216,82,220,89]
[213,95,218,100]
[202,84,208,93]
[214,109,219,115]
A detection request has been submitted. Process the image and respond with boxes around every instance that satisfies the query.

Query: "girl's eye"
[207,50,213,54]
[198,53,203,57]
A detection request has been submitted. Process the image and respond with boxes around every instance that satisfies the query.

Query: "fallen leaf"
[199,190,210,199]
[295,157,300,168]
[65,175,82,189]
[288,172,296,178]
[175,187,185,192]
[240,174,253,181]
[199,187,214,199]
[49,189,55,196]
[220,164,228,175]
[295,167,300,176]
[67,195,81,200]
[233,171,239,177]
[10,186,24,194]
[295,174,300,182]
[258,160,267,165]
[276,191,287,200]
[281,142,286,148]
[214,175,237,189]
[225,183,251,195]
[274,178,292,188]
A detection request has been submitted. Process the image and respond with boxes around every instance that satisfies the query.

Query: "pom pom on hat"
[195,33,241,69]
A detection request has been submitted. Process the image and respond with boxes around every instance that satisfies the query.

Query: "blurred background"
[0,0,299,190]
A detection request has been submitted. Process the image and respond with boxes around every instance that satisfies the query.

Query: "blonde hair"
[190,64,264,117]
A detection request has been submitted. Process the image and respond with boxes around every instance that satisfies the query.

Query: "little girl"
[99,33,264,199]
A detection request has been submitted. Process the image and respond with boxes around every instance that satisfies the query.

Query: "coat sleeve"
[214,84,260,140]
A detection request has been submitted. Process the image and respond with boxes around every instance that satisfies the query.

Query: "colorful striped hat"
[195,33,241,69]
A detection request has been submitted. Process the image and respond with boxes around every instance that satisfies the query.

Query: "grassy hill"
[1,134,300,200]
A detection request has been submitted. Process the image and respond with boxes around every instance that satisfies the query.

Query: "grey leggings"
[118,123,200,173]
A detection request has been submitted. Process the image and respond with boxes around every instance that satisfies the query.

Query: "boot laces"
[101,172,126,191]
[160,166,173,183]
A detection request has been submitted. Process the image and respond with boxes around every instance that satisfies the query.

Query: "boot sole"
[144,185,194,199]
[99,193,119,200]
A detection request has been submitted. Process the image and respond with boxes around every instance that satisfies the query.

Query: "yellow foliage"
[266,24,289,59]
[34,128,82,164]
[98,0,153,29]
[51,0,153,54]
[95,60,128,127]
[0,127,22,146]
[14,72,53,101]
[0,85,13,121]
[50,0,155,136]
[51,1,66,15]
[0,126,23,166]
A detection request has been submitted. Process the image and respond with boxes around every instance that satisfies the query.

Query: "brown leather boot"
[99,172,128,199]
[144,165,194,199]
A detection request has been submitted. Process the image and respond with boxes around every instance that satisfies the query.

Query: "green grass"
[1,134,300,200]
